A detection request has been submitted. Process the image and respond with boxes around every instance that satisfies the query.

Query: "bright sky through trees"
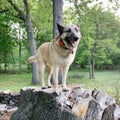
[63,0,120,17]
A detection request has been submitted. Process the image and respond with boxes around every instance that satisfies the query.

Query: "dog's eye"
[66,28,71,33]
[75,27,78,32]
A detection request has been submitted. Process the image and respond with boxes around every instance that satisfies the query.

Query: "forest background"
[0,0,120,103]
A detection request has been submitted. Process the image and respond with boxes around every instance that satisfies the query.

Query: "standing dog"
[28,23,81,91]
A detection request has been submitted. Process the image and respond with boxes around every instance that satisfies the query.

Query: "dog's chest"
[51,50,75,66]
[46,42,76,66]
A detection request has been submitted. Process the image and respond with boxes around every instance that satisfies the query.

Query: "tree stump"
[10,85,120,120]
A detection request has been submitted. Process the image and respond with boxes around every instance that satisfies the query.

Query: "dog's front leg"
[47,67,53,88]
[53,66,59,90]
[61,66,69,91]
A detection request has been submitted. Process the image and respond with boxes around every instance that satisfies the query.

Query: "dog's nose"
[74,36,79,41]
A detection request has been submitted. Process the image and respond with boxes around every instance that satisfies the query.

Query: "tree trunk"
[18,41,22,73]
[89,23,99,79]
[52,0,63,84]
[6,0,39,84]
[91,53,95,78]
[10,86,120,120]
[4,52,7,72]
[89,54,95,79]
[23,0,39,84]
[89,58,92,79]
[11,50,15,73]
[53,0,63,38]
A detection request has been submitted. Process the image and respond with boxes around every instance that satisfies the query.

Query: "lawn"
[68,70,120,94]
[0,70,120,103]
[0,73,33,92]
[68,69,120,104]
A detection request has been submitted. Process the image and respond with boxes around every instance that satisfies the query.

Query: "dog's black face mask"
[64,30,79,48]
[57,23,80,48]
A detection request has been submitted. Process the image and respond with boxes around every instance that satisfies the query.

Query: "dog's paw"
[41,87,47,89]
[48,86,52,88]
[63,87,69,92]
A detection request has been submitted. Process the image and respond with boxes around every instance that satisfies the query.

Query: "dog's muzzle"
[65,35,79,48]
[74,36,79,41]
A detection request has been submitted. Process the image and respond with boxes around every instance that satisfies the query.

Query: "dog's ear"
[57,23,64,35]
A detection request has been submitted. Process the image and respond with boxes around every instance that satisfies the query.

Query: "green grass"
[0,73,39,92]
[69,69,119,86]
[0,70,120,101]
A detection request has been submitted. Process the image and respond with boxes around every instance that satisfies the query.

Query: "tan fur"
[28,24,81,91]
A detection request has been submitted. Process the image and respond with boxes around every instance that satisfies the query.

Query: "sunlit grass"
[0,73,39,91]
[0,70,120,99]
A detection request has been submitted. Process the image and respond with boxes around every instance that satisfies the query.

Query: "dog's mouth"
[70,41,77,48]
[65,36,79,48]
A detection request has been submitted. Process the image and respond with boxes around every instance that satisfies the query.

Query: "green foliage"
[0,13,16,63]
[30,0,53,45]
[64,0,120,68]
[0,0,53,72]
[0,0,120,72]
[64,7,79,24]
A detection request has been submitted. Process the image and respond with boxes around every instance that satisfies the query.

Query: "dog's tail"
[28,55,37,63]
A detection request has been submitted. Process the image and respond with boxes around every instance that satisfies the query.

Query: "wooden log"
[0,91,20,108]
[10,86,120,120]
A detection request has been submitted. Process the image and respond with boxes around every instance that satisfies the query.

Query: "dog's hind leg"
[38,62,46,89]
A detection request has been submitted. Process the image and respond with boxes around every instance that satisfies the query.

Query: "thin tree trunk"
[92,55,95,78]
[4,52,7,72]
[6,0,39,84]
[19,41,22,73]
[89,23,99,79]
[11,50,15,73]
[89,58,92,79]
[53,0,63,38]
[91,53,95,79]
[89,50,95,79]
[52,0,63,84]
[23,0,39,84]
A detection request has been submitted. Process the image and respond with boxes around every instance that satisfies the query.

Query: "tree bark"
[6,0,39,84]
[11,50,15,73]
[18,41,21,73]
[10,86,120,120]
[23,0,39,84]
[53,0,63,38]
[89,23,99,79]
[89,53,95,79]
[52,0,63,84]
[4,52,7,72]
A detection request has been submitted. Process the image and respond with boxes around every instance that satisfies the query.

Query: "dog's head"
[57,23,81,49]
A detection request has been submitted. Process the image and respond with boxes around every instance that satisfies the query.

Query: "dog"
[28,23,81,91]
